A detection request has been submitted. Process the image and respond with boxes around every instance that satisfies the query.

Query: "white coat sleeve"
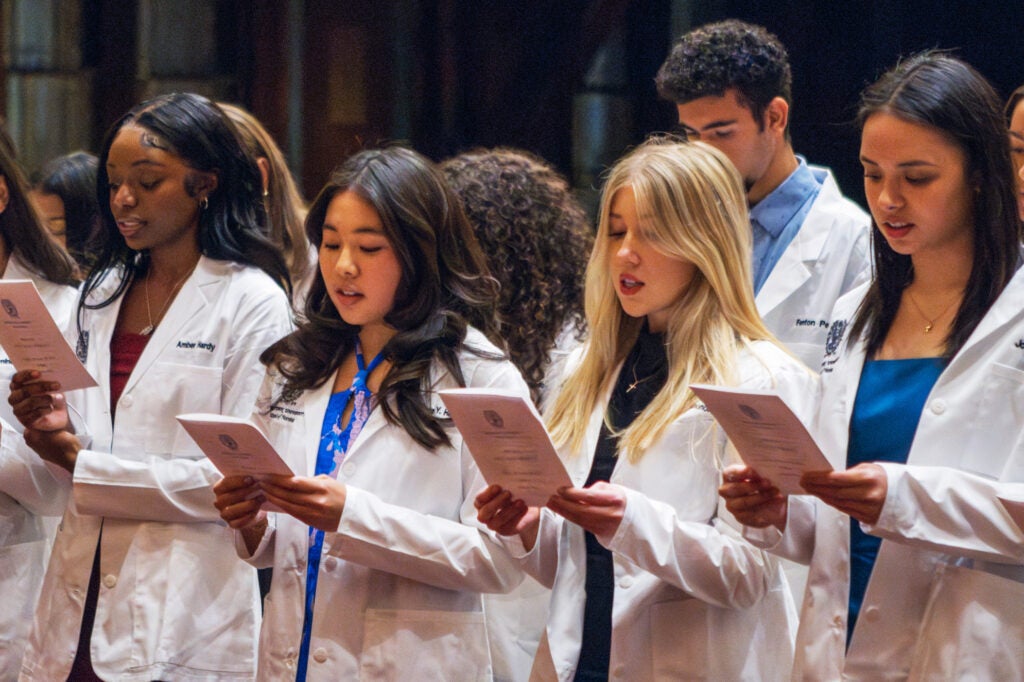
[72,285,294,523]
[325,482,526,594]
[863,462,1024,564]
[604,486,776,609]
[0,418,70,516]
[491,506,563,589]
[741,494,818,566]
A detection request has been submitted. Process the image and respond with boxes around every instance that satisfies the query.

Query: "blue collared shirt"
[749,158,823,294]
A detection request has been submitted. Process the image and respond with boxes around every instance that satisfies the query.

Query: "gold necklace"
[905,289,960,334]
[140,262,198,336]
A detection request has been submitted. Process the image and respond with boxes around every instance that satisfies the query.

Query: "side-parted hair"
[546,137,777,462]
[34,151,102,273]
[85,92,291,315]
[850,52,1021,358]
[219,102,312,288]
[261,145,500,451]
[655,19,791,133]
[441,147,592,406]
[0,121,79,285]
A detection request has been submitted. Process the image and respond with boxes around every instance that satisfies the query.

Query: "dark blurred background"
[3,0,1023,212]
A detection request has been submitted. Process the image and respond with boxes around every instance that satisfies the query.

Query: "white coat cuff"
[860,461,903,535]
[603,485,640,551]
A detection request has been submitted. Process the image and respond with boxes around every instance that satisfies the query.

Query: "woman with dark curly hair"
[442,148,591,410]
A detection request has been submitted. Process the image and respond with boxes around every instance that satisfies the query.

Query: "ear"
[0,176,8,214]
[194,171,219,202]
[764,97,789,136]
[256,157,271,195]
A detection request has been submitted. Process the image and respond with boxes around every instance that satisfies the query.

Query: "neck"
[357,325,397,360]
[908,244,973,296]
[148,245,202,285]
[0,238,8,275]
[748,143,798,206]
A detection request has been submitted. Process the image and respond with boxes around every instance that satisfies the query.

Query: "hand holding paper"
[439,388,571,507]
[691,384,832,496]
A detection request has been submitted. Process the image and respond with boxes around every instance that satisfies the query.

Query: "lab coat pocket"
[650,598,708,679]
[144,362,224,456]
[960,363,1024,477]
[360,608,490,681]
[909,563,1024,680]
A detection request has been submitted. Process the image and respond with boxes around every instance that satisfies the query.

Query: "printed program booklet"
[0,280,97,391]
[689,384,832,495]
[439,388,572,506]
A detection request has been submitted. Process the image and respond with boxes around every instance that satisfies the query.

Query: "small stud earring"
[200,196,209,210]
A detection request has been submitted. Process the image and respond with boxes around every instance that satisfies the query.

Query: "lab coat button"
[832,615,843,627]
[102,574,117,588]
[612,665,626,677]
[930,399,946,415]
[120,394,134,408]
[618,576,634,588]
[324,557,338,570]
[864,605,880,622]
[313,647,328,663]
[341,462,356,477]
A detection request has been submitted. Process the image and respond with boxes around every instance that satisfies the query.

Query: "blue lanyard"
[297,340,384,681]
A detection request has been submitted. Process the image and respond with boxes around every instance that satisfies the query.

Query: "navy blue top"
[846,356,944,642]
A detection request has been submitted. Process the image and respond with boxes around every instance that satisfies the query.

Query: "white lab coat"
[757,166,871,370]
[242,328,528,681]
[511,340,815,682]
[18,256,293,681]
[0,253,78,681]
[753,270,1024,680]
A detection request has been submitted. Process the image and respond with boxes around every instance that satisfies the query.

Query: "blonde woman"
[476,138,815,681]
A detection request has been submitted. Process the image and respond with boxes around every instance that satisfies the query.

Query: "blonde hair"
[546,138,776,462]
[219,102,312,286]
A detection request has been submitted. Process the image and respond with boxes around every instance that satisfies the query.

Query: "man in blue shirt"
[656,19,870,369]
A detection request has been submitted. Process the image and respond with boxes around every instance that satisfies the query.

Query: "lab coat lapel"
[755,221,827,316]
[121,257,213,396]
[303,378,335,476]
[945,263,1024,375]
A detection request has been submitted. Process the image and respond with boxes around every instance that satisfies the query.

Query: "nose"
[877,177,903,211]
[112,183,136,209]
[615,233,641,265]
[334,246,357,277]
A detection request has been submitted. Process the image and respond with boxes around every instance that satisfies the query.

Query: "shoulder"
[806,165,871,231]
[454,326,530,393]
[737,340,813,385]
[201,259,290,310]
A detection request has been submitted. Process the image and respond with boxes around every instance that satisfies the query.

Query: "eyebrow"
[106,158,166,171]
[680,118,738,133]
[322,224,385,234]
[859,155,938,168]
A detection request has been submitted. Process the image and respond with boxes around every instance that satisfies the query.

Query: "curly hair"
[441,148,591,406]
[655,19,791,130]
